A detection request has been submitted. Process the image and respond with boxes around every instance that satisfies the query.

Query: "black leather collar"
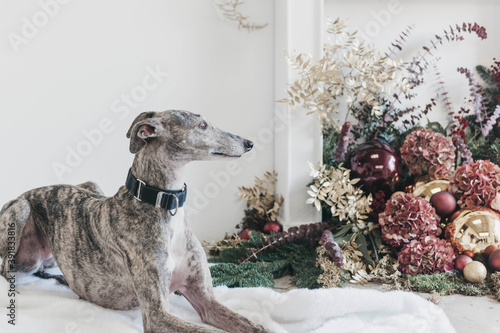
[125,169,187,214]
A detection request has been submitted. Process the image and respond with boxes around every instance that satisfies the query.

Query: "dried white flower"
[307,162,373,230]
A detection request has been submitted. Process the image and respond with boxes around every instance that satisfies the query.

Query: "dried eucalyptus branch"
[433,64,454,116]
[215,0,268,32]
[280,18,411,125]
[385,25,415,58]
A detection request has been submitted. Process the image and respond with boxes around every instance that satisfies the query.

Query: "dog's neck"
[130,151,186,190]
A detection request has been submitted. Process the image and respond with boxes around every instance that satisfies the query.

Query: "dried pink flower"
[378,192,440,247]
[448,160,500,209]
[397,235,456,275]
[400,128,456,180]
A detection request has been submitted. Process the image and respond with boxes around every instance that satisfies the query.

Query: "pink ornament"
[429,191,457,218]
[489,249,500,272]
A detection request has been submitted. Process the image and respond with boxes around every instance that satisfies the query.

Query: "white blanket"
[0,272,455,333]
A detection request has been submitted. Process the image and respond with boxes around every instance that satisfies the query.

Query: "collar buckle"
[135,178,146,201]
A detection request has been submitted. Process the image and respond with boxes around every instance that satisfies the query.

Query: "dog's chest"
[165,210,191,290]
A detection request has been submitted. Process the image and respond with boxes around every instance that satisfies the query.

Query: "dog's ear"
[127,112,164,153]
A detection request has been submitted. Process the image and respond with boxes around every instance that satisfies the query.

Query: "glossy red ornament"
[349,141,403,195]
[454,254,473,272]
[429,191,457,218]
[488,248,500,271]
[263,221,282,234]
[239,229,252,240]
[484,245,497,257]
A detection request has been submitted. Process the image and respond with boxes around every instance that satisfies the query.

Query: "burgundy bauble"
[239,229,252,240]
[488,248,500,271]
[263,221,282,234]
[484,245,497,257]
[429,191,457,218]
[349,141,403,195]
[454,254,473,272]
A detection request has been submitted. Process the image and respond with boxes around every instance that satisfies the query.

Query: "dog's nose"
[244,140,254,152]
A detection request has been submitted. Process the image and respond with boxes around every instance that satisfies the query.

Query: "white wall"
[0,0,274,241]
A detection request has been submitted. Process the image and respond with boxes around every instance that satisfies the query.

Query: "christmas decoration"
[397,235,456,275]
[489,249,500,272]
[454,254,473,272]
[484,245,498,257]
[448,160,500,209]
[446,209,500,252]
[412,180,450,201]
[239,229,251,240]
[463,261,488,283]
[379,192,440,247]
[348,141,403,195]
[429,191,457,218]
[263,221,282,234]
[400,128,456,180]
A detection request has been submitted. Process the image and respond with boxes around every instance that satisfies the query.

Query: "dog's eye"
[198,121,208,130]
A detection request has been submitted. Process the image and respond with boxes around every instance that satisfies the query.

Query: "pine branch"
[238,222,329,264]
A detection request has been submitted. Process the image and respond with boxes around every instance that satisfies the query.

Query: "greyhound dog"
[0,110,269,333]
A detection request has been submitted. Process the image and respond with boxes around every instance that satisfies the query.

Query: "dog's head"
[126,110,253,162]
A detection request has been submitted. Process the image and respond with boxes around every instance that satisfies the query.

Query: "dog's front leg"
[178,238,270,333]
[127,253,225,333]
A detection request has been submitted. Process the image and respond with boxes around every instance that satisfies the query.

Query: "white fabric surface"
[0,272,456,333]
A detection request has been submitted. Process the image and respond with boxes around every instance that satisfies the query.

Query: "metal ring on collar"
[170,194,179,216]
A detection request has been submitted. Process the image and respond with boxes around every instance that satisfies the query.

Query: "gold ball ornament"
[463,261,487,283]
[450,208,500,252]
[413,179,450,201]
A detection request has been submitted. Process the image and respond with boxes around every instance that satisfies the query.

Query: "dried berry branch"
[320,230,343,268]
[333,121,351,161]
[239,222,329,263]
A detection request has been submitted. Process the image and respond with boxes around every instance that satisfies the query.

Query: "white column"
[274,0,324,228]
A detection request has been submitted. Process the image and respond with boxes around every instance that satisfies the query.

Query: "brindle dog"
[0,110,269,333]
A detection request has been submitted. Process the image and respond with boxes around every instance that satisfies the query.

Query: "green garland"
[403,272,500,301]
[209,239,324,289]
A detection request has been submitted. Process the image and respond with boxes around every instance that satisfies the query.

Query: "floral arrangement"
[448,160,500,209]
[378,193,440,248]
[208,18,500,300]
[400,128,456,180]
[397,235,456,275]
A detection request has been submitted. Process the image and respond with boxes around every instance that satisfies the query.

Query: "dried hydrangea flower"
[448,160,500,208]
[378,192,440,247]
[400,128,456,180]
[397,235,456,275]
